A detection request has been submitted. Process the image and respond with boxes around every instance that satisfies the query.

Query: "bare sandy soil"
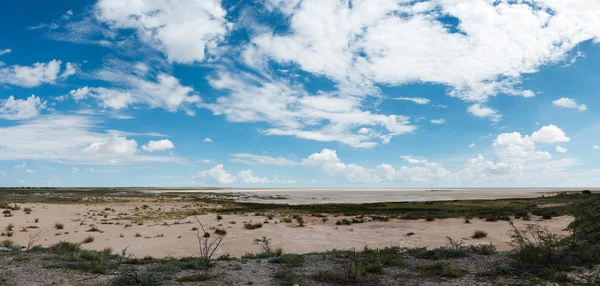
[1,201,572,258]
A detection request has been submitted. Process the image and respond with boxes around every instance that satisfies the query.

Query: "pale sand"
[1,201,573,258]
[160,188,587,204]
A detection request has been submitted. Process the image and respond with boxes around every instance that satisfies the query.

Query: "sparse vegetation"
[82,236,95,244]
[244,222,263,230]
[54,223,64,230]
[471,230,488,239]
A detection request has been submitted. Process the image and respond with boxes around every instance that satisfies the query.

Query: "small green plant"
[34,218,39,223]
[55,223,64,230]
[5,224,14,231]
[425,216,435,221]
[471,230,488,239]
[216,214,223,221]
[23,207,32,214]
[135,233,141,237]
[214,228,227,235]
[469,243,496,255]
[423,263,466,278]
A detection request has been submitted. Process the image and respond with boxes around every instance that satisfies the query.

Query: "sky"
[0,0,599,188]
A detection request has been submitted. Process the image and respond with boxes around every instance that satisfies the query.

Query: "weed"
[472,230,488,239]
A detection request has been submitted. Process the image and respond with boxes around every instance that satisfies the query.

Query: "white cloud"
[593,145,599,150]
[230,153,297,166]
[468,143,475,148]
[301,149,381,183]
[84,136,138,156]
[555,146,567,153]
[0,95,47,120]
[0,49,11,56]
[552,97,587,111]
[0,115,183,164]
[198,164,237,184]
[64,66,201,114]
[60,62,77,79]
[72,167,79,173]
[0,171,6,176]
[250,0,600,102]
[199,159,212,163]
[25,169,36,173]
[197,164,295,184]
[203,138,212,143]
[430,118,445,124]
[95,0,230,63]
[237,170,271,184]
[204,70,416,148]
[468,104,501,122]
[141,139,175,152]
[531,125,570,143]
[0,60,75,87]
[394,97,430,104]
[14,163,26,168]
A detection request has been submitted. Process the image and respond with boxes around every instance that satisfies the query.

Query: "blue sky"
[1,0,599,188]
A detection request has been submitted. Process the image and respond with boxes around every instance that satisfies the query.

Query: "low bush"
[469,243,496,255]
[471,230,488,239]
[423,262,466,278]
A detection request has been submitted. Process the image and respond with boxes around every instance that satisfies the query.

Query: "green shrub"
[364,262,384,274]
[423,262,466,278]
[269,254,305,266]
[274,269,305,286]
[469,243,496,255]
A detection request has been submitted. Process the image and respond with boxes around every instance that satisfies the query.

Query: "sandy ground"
[0,201,573,258]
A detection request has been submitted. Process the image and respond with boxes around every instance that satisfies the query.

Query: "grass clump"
[471,230,488,239]
[82,236,95,244]
[244,222,263,230]
[269,254,305,267]
[469,243,497,255]
[54,223,64,230]
[423,262,466,278]
[273,269,305,286]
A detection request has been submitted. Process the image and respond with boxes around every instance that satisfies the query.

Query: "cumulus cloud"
[0,115,183,164]
[197,164,295,184]
[142,139,175,152]
[552,97,587,111]
[198,164,237,184]
[84,136,138,156]
[63,60,201,114]
[594,145,599,150]
[204,70,416,148]
[531,125,570,143]
[249,0,600,103]
[555,146,567,153]
[95,0,230,63]
[468,104,501,122]
[394,97,430,104]
[430,119,445,124]
[0,49,11,56]
[0,60,75,87]
[203,138,212,143]
[0,95,47,120]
